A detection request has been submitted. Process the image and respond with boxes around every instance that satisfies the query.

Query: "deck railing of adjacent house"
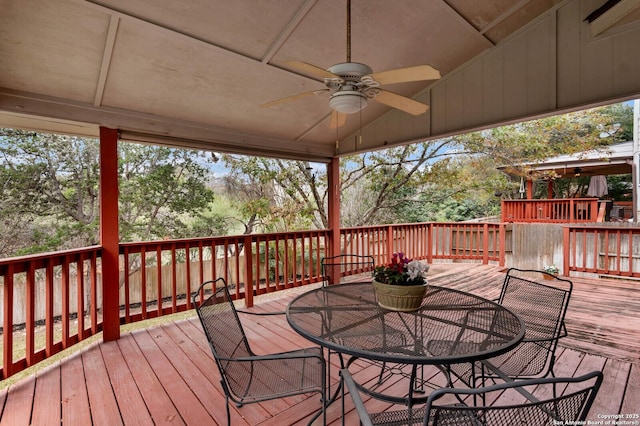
[563,224,640,278]
[502,198,599,223]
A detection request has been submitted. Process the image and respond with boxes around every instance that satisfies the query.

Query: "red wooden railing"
[4,220,637,379]
[0,221,508,379]
[340,222,505,266]
[119,230,329,322]
[563,224,640,278]
[0,247,101,379]
[502,198,599,223]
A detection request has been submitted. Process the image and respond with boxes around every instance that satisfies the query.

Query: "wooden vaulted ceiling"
[1,0,640,162]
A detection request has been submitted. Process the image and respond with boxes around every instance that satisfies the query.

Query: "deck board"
[621,364,640,414]
[131,329,219,425]
[61,352,92,426]
[115,336,184,425]
[31,364,61,426]
[82,343,124,426]
[1,373,35,426]
[100,340,153,426]
[0,263,638,425]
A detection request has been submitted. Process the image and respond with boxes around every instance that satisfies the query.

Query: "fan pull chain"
[358,94,363,146]
[336,120,340,154]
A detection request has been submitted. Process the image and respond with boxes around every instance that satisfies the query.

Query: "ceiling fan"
[260,0,441,120]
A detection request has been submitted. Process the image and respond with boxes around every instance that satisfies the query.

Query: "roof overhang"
[3,0,640,161]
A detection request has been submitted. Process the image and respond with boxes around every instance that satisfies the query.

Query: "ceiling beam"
[479,0,533,36]
[589,0,640,36]
[261,0,317,64]
[438,0,496,47]
[81,0,320,83]
[0,88,334,162]
[93,15,119,106]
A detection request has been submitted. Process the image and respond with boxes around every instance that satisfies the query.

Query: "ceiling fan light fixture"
[329,90,368,114]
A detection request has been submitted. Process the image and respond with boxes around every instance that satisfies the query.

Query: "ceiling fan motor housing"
[326,62,374,114]
[329,90,368,114]
[327,62,373,79]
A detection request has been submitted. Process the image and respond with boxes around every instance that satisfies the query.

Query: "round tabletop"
[286,282,525,365]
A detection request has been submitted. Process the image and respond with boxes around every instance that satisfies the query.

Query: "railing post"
[562,226,570,277]
[482,223,489,265]
[244,235,254,307]
[327,158,341,284]
[3,265,14,378]
[99,127,120,341]
[386,225,394,259]
[569,199,575,222]
[427,223,433,263]
[499,223,506,267]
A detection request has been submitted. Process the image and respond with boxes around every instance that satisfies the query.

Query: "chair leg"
[225,394,231,426]
[377,361,387,384]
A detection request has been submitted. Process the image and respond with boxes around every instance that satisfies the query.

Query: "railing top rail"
[564,223,640,230]
[119,229,330,249]
[502,198,599,202]
[342,222,503,231]
[0,245,101,266]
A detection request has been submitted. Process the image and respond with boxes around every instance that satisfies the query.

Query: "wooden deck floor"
[1,263,638,425]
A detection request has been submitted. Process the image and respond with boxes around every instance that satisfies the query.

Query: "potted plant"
[542,264,559,280]
[373,253,430,311]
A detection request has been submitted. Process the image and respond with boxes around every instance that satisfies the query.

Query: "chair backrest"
[495,268,572,377]
[192,279,254,394]
[425,370,603,426]
[500,267,572,342]
[321,254,374,286]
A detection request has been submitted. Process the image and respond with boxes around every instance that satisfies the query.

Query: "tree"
[0,129,216,257]
[220,102,632,227]
[220,155,323,231]
[0,129,101,255]
[221,140,470,228]
[118,143,216,241]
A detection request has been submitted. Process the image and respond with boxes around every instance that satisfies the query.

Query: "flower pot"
[372,280,428,312]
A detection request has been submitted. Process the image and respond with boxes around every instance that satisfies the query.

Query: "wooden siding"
[0,263,637,425]
[358,0,640,150]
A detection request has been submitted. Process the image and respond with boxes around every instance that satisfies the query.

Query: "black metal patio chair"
[321,253,376,286]
[341,368,603,426]
[432,267,573,389]
[192,278,327,426]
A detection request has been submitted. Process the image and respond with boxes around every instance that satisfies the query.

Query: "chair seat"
[224,347,325,401]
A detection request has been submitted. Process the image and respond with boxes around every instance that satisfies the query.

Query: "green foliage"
[604,174,633,201]
[220,155,323,232]
[1,102,633,258]
[118,143,215,241]
[0,129,216,257]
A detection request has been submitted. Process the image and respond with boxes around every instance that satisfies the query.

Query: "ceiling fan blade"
[285,61,342,81]
[260,89,329,108]
[329,110,346,129]
[367,65,441,85]
[374,90,429,116]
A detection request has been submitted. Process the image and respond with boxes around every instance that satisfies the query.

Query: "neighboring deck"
[1,263,638,425]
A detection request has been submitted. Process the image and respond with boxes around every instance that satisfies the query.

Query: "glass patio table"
[286,282,525,411]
